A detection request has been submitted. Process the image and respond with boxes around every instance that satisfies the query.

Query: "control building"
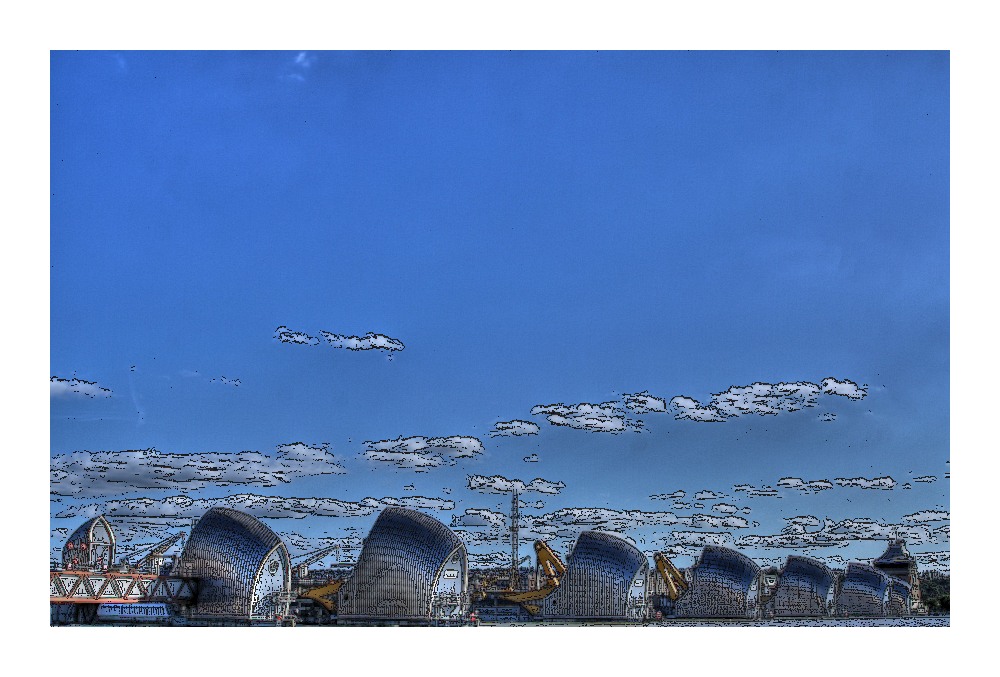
[336,507,468,622]
[673,545,761,618]
[539,531,648,620]
[176,506,291,623]
[834,562,891,617]
[62,515,116,571]
[769,555,835,617]
[873,539,921,611]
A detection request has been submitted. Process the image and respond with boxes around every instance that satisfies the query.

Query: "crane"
[292,544,342,578]
[121,532,186,573]
[498,540,567,615]
[654,552,688,601]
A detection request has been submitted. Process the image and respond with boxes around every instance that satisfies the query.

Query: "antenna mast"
[509,487,520,591]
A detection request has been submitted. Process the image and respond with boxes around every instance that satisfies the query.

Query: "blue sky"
[50,50,949,572]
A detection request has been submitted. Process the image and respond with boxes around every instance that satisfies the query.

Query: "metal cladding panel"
[888,579,912,616]
[540,531,649,619]
[62,515,116,570]
[179,507,290,620]
[337,507,467,620]
[835,562,891,617]
[674,545,761,618]
[771,556,834,617]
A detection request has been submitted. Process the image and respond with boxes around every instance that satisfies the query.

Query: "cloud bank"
[51,376,112,399]
[670,378,867,422]
[364,436,484,470]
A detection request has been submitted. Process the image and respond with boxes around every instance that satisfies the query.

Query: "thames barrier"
[51,505,940,626]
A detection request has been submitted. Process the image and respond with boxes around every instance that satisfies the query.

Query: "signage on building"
[97,603,170,619]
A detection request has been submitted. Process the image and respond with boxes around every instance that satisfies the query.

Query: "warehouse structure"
[834,562,891,617]
[62,515,116,571]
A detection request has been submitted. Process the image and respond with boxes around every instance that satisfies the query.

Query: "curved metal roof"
[540,531,649,619]
[62,515,116,570]
[770,555,834,617]
[337,507,467,620]
[179,507,290,621]
[835,562,891,617]
[674,545,761,618]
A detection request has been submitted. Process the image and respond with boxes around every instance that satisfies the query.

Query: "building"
[176,506,291,623]
[336,507,468,622]
[539,531,649,620]
[62,515,116,571]
[834,562,891,617]
[673,545,761,618]
[873,539,921,611]
[768,555,834,617]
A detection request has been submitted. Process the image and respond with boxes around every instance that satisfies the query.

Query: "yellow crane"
[498,540,567,615]
[654,552,688,601]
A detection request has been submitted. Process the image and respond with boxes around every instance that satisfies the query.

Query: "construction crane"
[654,552,689,601]
[498,540,567,615]
[121,532,186,573]
[508,487,520,590]
[292,544,342,578]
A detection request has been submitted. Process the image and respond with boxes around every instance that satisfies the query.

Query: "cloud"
[913,475,938,483]
[694,490,725,500]
[776,477,834,493]
[650,490,685,500]
[490,420,540,437]
[668,531,735,547]
[451,508,508,529]
[670,378,866,422]
[320,331,405,352]
[523,507,750,541]
[467,474,566,495]
[733,484,782,498]
[735,515,943,550]
[530,402,640,433]
[522,454,540,463]
[274,326,320,345]
[50,444,346,497]
[834,476,896,490]
[364,436,484,470]
[51,376,112,399]
[712,503,740,514]
[56,493,454,521]
[818,413,837,422]
[821,378,867,399]
[294,51,317,69]
[622,392,668,414]
[903,510,950,523]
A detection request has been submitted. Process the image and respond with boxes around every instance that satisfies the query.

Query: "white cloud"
[671,378,866,422]
[294,51,317,68]
[364,436,484,470]
[913,475,938,483]
[467,474,566,495]
[668,531,735,547]
[51,376,112,398]
[712,503,740,514]
[736,515,942,550]
[650,490,685,500]
[622,392,668,414]
[694,490,725,500]
[274,326,320,345]
[522,454,540,463]
[56,492,454,521]
[834,476,896,490]
[776,477,834,493]
[915,551,950,573]
[733,484,782,498]
[821,377,867,399]
[530,402,640,433]
[903,510,950,523]
[50,444,346,497]
[451,508,508,529]
[320,331,405,351]
[490,420,540,437]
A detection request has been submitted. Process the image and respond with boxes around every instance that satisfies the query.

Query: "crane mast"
[509,487,520,591]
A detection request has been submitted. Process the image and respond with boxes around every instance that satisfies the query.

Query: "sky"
[50,50,949,574]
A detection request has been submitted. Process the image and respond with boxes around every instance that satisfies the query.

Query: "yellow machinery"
[498,540,567,615]
[654,552,688,601]
[299,578,344,612]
